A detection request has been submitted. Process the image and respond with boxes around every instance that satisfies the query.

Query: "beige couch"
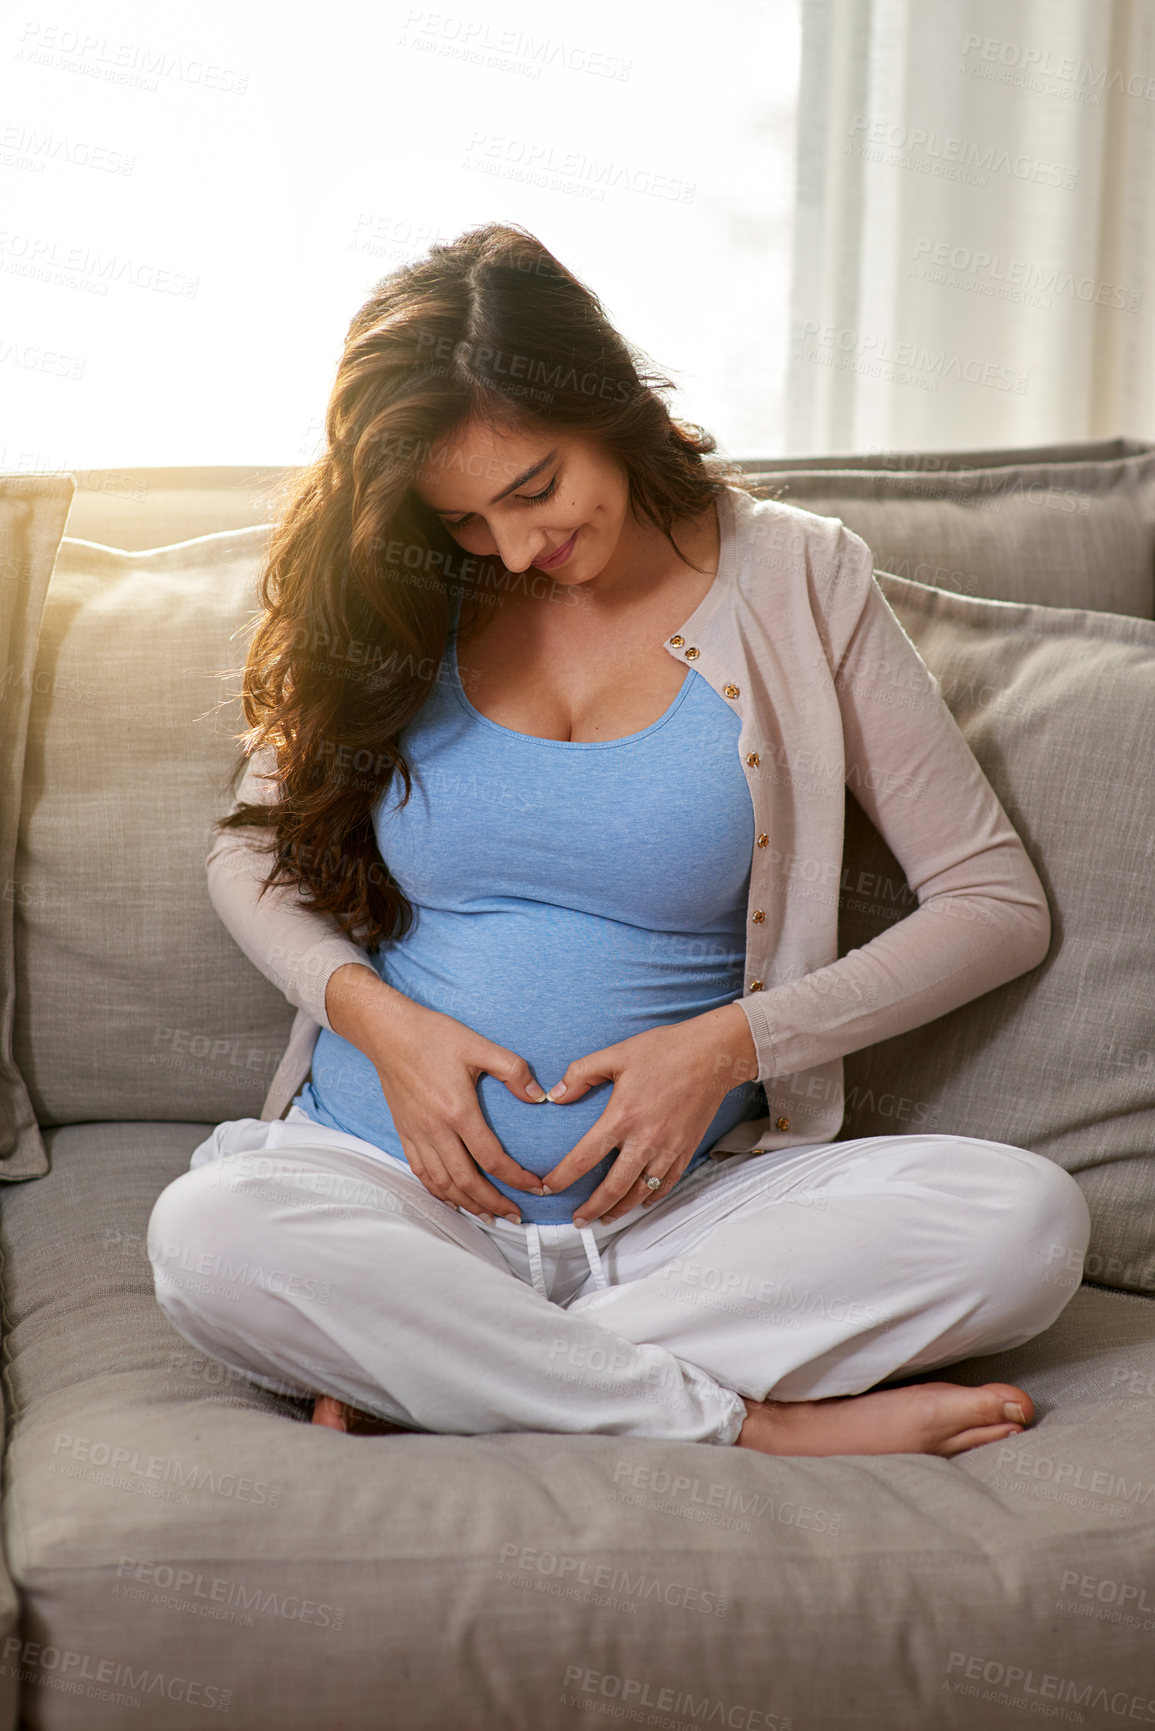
[0,436,1152,1729]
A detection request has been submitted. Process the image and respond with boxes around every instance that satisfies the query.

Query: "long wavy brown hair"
[218,220,760,953]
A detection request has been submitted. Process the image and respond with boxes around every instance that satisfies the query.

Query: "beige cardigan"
[207,483,1050,1156]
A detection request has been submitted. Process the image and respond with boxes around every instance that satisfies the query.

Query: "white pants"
[147,1109,1091,1447]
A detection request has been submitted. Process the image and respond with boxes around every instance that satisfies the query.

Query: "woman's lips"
[533,529,578,570]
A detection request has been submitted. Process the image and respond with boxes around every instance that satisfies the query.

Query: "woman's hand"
[325,964,548,1223]
[538,1004,759,1225]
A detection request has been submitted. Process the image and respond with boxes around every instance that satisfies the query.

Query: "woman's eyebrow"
[429,448,559,514]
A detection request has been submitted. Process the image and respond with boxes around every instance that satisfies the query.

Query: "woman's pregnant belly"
[299,903,762,1224]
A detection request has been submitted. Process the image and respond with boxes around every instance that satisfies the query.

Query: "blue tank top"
[293,588,764,1223]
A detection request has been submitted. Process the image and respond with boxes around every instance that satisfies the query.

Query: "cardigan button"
[684,646,700,660]
[748,979,763,992]
[756,833,769,848]
[668,634,685,646]
[752,910,765,922]
[746,752,760,767]
[723,683,740,699]
[776,1116,791,1132]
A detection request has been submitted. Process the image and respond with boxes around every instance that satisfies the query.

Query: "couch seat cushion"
[2,1124,1154,1729]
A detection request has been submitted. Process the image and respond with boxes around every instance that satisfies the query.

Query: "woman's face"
[410,414,633,586]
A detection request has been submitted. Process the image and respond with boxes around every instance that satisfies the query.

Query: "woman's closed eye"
[445,475,558,529]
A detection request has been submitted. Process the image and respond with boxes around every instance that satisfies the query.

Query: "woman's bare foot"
[735,1380,1034,1458]
[310,1394,405,1437]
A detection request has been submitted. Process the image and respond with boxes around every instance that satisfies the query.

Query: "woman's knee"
[147,1160,266,1318]
[965,1147,1091,1341]
[981,1146,1091,1278]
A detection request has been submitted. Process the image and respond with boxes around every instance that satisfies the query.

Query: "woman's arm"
[205,743,380,1033]
[736,528,1052,1082]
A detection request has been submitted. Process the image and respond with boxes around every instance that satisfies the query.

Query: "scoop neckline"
[446,486,737,751]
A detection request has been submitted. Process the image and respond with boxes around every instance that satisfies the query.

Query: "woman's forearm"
[324,962,422,1053]
[695,1000,760,1090]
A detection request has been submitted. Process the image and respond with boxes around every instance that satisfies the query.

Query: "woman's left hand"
[538,1008,755,1225]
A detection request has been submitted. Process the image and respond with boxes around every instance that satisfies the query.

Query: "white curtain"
[785,0,1155,454]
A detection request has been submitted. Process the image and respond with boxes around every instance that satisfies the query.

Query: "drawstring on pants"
[525,1223,547,1300]
[524,1222,610,1301]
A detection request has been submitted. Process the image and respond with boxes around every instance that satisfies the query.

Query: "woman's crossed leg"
[147,1129,1090,1456]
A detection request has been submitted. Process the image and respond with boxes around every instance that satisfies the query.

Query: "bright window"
[1,1,801,469]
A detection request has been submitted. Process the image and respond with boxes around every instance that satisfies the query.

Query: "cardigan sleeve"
[736,525,1052,1081]
[205,743,377,1032]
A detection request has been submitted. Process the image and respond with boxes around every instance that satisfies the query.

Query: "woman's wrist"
[698,1000,760,1090]
[324,962,416,1049]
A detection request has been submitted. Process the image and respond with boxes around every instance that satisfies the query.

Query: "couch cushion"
[60,440,1155,623]
[744,445,1155,616]
[835,573,1155,1296]
[61,467,301,553]
[0,475,75,1185]
[0,474,72,1731]
[13,528,297,1128]
[2,1123,1154,1730]
[738,433,1150,473]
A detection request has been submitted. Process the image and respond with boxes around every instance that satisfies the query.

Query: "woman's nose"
[489,522,544,574]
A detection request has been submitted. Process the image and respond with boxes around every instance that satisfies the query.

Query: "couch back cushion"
[13,528,297,1129]
[60,440,1155,623]
[744,447,1155,618]
[0,476,75,1180]
[837,573,1155,1297]
[61,467,299,553]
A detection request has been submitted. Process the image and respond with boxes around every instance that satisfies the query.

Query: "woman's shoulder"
[723,483,875,615]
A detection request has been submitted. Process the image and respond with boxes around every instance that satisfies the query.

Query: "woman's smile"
[533,528,579,571]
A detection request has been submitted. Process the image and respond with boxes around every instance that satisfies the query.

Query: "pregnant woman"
[148,221,1090,1457]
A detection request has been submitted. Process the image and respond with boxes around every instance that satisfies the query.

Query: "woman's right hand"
[325,963,547,1223]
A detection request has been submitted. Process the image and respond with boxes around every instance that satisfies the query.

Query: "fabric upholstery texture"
[0,475,75,1185]
[1,1124,1153,1730]
[837,574,1155,1296]
[742,448,1155,616]
[12,529,296,1131]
